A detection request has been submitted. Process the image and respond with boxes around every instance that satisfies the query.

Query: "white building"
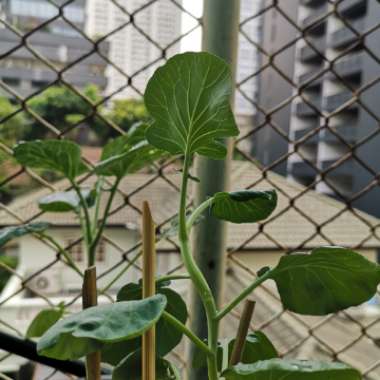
[235,0,263,119]
[85,0,182,98]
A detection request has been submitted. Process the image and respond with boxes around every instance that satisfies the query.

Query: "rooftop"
[1,161,380,251]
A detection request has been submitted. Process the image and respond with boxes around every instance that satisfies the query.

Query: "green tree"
[0,97,27,143]
[93,98,148,142]
[25,84,103,142]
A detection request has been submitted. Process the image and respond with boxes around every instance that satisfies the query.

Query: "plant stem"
[178,154,219,380]
[92,177,104,236]
[162,311,213,356]
[216,270,272,321]
[186,197,214,232]
[72,183,93,254]
[101,251,141,293]
[155,274,190,284]
[89,178,120,266]
[39,233,82,277]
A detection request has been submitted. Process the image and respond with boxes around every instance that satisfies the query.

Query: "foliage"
[26,304,65,338]
[24,85,103,141]
[0,255,18,293]
[0,97,27,143]
[37,295,167,360]
[8,52,379,379]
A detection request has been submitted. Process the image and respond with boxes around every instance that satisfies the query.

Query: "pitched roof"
[1,161,380,250]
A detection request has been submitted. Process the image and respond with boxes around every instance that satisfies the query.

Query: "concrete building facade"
[255,0,380,216]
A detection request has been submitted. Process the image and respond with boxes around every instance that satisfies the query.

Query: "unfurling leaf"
[211,190,277,223]
[223,359,361,379]
[26,305,65,338]
[38,188,95,213]
[13,140,87,180]
[37,295,166,360]
[270,246,380,315]
[102,281,187,365]
[0,222,50,248]
[144,52,239,159]
[95,124,163,178]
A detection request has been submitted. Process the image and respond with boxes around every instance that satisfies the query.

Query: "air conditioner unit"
[28,269,62,295]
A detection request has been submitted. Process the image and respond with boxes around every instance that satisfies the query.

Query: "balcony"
[324,91,358,113]
[294,127,319,144]
[328,52,363,80]
[320,159,354,178]
[301,0,326,6]
[337,0,367,18]
[301,3,328,28]
[295,96,321,117]
[330,19,364,49]
[290,161,317,179]
[300,38,325,63]
[298,69,324,87]
[320,125,357,143]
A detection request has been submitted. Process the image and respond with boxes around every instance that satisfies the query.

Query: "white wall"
[17,227,140,295]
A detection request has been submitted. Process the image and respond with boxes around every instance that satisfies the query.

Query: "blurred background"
[0,0,379,379]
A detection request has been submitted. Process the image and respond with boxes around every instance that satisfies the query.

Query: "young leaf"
[270,246,380,315]
[37,295,167,360]
[26,306,65,338]
[228,332,278,365]
[112,350,180,380]
[95,124,163,178]
[0,222,50,248]
[192,332,278,372]
[102,282,187,365]
[144,52,239,159]
[211,190,277,223]
[223,359,361,379]
[38,188,95,213]
[13,140,87,181]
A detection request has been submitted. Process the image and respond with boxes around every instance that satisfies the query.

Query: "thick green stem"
[162,311,213,356]
[178,154,219,380]
[216,269,272,321]
[186,197,214,232]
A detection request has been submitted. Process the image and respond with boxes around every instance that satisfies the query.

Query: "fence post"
[188,1,241,379]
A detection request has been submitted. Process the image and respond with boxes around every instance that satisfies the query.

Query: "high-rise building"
[235,0,263,118]
[0,0,108,98]
[255,0,380,216]
[85,0,182,99]
[288,0,380,215]
[253,0,299,174]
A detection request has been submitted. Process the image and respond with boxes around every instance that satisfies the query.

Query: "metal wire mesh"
[0,0,379,378]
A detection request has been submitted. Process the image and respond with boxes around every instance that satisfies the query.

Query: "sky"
[180,0,203,52]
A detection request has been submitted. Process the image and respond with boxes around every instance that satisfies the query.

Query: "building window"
[67,239,83,262]
[97,239,105,262]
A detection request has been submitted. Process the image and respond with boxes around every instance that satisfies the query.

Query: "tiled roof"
[1,161,380,250]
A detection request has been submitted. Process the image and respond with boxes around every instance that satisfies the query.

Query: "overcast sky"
[181,0,203,52]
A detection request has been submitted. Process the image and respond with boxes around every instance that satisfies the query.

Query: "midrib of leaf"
[186,60,212,154]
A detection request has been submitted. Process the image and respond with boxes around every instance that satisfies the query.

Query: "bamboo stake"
[142,201,156,380]
[82,266,101,380]
[229,300,256,366]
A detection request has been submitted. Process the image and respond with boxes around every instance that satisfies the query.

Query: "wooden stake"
[82,266,101,380]
[142,201,156,380]
[229,300,256,366]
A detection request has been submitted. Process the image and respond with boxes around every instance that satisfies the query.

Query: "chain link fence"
[0,0,379,378]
